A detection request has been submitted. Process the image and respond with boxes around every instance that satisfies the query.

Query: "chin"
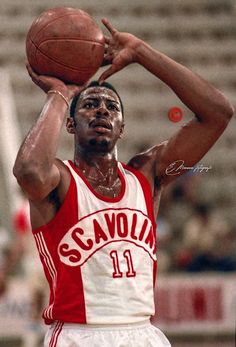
[89,138,110,151]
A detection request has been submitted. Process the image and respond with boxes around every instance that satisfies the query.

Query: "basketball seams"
[39,38,104,45]
[28,12,100,46]
[28,37,103,72]
[34,46,103,72]
[27,38,40,72]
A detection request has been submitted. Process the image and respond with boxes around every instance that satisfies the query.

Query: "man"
[13,18,233,347]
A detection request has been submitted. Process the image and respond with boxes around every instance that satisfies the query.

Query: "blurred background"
[0,0,235,346]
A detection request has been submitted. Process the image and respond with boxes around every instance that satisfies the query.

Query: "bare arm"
[99,19,234,185]
[13,65,84,200]
[133,43,233,184]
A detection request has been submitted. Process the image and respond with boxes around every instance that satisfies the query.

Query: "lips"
[90,119,112,130]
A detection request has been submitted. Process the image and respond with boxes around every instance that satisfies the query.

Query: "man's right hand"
[26,62,86,100]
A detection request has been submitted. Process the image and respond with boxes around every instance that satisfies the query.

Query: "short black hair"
[70,80,124,118]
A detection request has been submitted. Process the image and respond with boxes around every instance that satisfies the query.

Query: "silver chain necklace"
[74,160,120,197]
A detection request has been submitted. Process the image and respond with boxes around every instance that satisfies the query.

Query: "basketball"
[26,7,105,84]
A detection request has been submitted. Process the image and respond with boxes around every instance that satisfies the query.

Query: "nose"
[96,102,109,117]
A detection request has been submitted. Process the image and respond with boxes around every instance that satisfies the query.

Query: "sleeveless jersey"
[32,161,157,325]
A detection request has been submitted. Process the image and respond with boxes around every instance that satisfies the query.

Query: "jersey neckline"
[68,160,126,203]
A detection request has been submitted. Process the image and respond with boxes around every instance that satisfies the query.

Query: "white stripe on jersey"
[35,232,57,319]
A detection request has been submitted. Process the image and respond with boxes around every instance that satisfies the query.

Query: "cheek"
[75,112,90,126]
[76,109,92,119]
[74,119,86,135]
[115,118,124,131]
[114,125,124,139]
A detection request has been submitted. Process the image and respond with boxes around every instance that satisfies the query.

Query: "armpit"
[48,188,61,212]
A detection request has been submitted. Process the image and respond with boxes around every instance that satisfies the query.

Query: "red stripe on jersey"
[32,168,87,325]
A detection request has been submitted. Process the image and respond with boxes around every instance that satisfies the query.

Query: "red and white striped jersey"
[33,160,157,325]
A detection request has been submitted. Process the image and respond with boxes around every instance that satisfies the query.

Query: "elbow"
[13,161,43,187]
[223,100,234,121]
[13,163,49,200]
[13,161,25,181]
[227,103,234,120]
[214,100,234,129]
[222,102,234,129]
[220,98,234,122]
[210,89,235,125]
[13,161,34,181]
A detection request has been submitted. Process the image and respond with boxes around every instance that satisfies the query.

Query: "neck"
[73,150,119,186]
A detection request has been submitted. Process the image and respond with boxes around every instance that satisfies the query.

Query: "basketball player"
[13,18,233,347]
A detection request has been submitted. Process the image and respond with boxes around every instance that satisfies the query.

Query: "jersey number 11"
[110,250,136,278]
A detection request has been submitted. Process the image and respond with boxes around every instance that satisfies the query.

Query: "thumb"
[98,64,122,85]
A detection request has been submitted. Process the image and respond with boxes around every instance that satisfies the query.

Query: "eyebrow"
[80,96,120,105]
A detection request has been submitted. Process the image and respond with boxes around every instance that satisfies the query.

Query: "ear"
[66,117,76,134]
[119,123,125,139]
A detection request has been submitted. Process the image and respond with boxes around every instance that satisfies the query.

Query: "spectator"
[175,203,236,271]
[0,218,24,296]
[12,195,47,347]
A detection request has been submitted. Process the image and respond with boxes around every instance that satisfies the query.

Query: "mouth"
[89,119,112,133]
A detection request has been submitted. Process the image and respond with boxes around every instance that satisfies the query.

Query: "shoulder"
[54,157,70,171]
[127,142,167,175]
[28,158,72,229]
[30,158,71,205]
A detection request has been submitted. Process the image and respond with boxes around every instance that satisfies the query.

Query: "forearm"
[135,41,234,122]
[13,92,68,185]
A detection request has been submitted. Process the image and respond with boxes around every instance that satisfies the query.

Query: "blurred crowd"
[0,193,47,347]
[157,170,236,273]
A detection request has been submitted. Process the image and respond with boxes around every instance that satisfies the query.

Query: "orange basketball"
[26,7,105,84]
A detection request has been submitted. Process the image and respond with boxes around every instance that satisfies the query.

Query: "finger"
[101,54,112,67]
[98,65,121,84]
[104,35,111,44]
[104,46,109,54]
[101,18,118,35]
[25,61,35,74]
[26,62,38,80]
[25,62,33,75]
[72,84,88,96]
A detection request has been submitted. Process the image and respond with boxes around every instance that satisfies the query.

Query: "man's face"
[72,86,124,153]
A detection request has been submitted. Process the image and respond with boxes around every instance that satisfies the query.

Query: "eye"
[84,101,95,109]
[108,103,119,111]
